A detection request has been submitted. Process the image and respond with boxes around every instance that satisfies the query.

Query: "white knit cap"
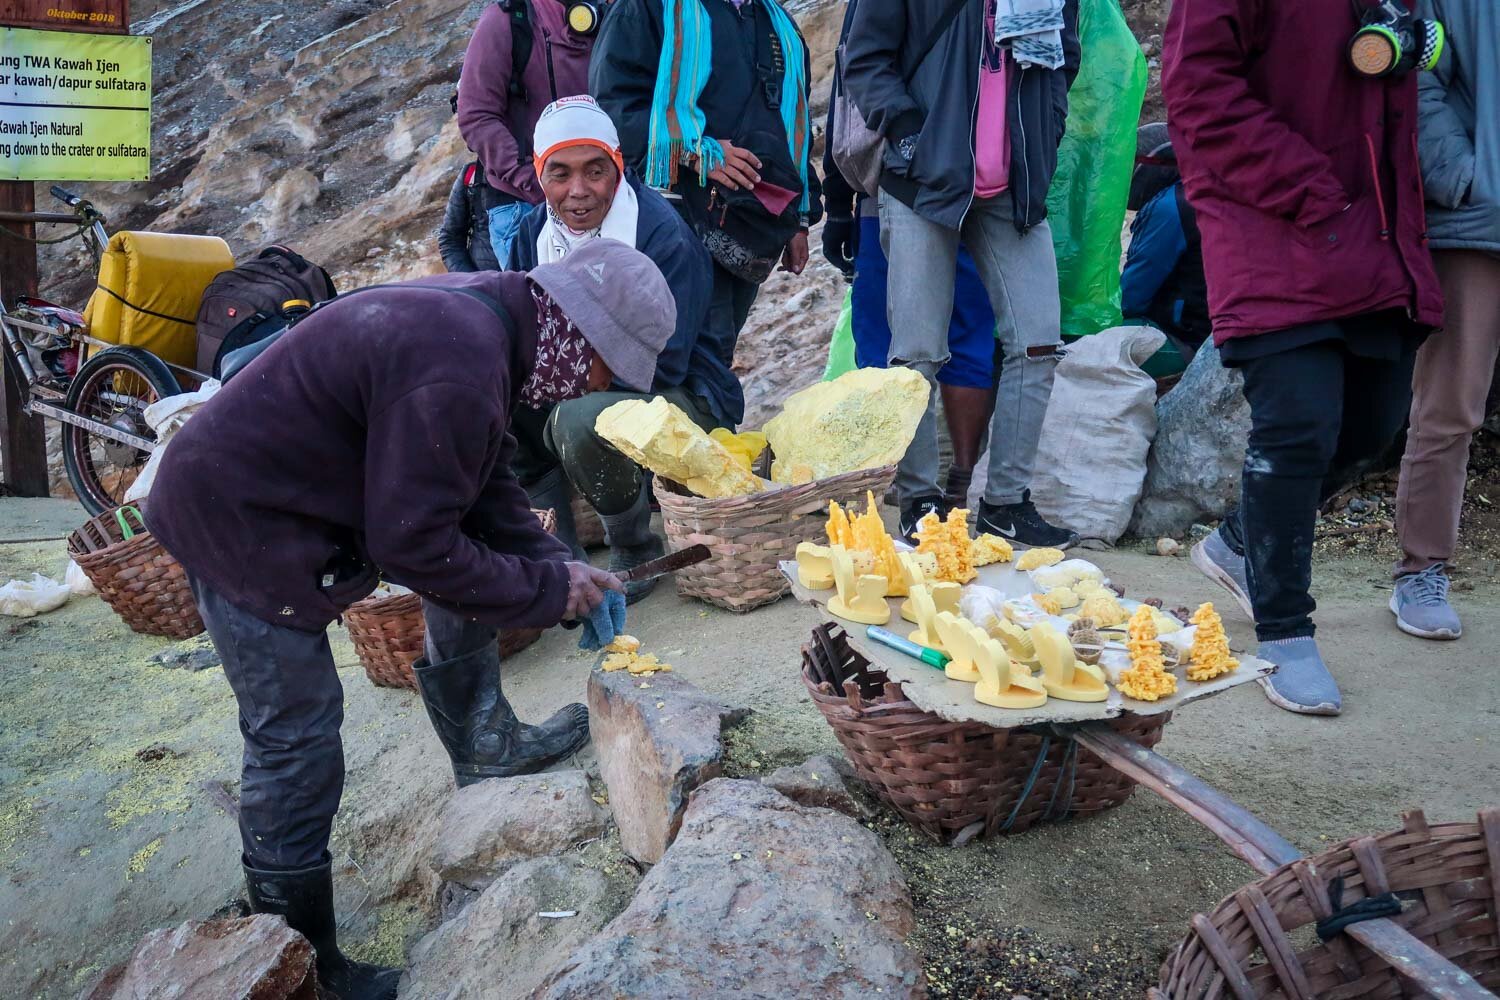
[532,95,625,176]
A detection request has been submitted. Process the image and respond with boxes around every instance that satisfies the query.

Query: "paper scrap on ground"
[762,367,929,484]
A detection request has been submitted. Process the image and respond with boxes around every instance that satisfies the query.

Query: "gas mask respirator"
[1348,0,1445,78]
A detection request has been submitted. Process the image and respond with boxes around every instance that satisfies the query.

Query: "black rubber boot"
[526,467,586,560]
[413,645,590,787]
[243,856,401,1000]
[600,484,665,605]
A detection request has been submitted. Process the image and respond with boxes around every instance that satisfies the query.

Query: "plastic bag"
[822,285,857,382]
[0,573,71,618]
[65,559,96,597]
[1047,0,1148,338]
[125,379,221,503]
[1030,326,1166,546]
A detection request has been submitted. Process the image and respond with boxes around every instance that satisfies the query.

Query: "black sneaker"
[976,494,1079,549]
[899,495,948,544]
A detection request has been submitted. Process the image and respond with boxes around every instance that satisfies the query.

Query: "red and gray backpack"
[195,245,336,378]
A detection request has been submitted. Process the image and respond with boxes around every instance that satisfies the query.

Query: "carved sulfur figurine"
[826,545,891,626]
[915,509,977,584]
[906,584,948,654]
[763,367,930,484]
[1187,602,1239,681]
[795,542,834,591]
[1118,605,1178,702]
[1032,623,1108,702]
[942,612,1048,710]
[990,618,1037,668]
[596,397,767,499]
[933,610,983,683]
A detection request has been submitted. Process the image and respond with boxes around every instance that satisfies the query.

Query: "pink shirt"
[974,2,1010,199]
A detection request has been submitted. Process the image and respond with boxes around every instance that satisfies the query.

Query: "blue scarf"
[645,0,811,212]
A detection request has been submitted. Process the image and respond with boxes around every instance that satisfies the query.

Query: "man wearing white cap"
[506,96,741,602]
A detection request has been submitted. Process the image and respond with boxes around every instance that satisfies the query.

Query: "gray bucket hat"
[528,238,677,393]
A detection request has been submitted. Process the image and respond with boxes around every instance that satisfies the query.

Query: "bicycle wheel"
[62,346,181,515]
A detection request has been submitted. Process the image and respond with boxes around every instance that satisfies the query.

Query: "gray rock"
[587,670,749,864]
[81,914,314,999]
[150,639,221,672]
[539,779,925,999]
[428,770,608,890]
[1130,342,1250,538]
[402,857,618,1000]
[762,754,863,817]
[1189,522,1215,542]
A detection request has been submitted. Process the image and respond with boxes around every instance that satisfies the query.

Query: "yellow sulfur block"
[763,367,930,484]
[596,397,768,499]
[709,428,768,471]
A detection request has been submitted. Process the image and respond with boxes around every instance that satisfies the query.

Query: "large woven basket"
[1154,808,1500,999]
[67,504,205,640]
[655,464,897,612]
[802,623,1169,843]
[345,509,557,689]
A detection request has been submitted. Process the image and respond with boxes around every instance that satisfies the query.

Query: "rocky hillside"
[37,0,1151,428]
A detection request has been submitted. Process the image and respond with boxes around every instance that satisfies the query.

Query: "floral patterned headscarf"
[519,286,595,410]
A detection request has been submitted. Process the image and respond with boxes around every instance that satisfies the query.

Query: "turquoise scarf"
[645,0,811,212]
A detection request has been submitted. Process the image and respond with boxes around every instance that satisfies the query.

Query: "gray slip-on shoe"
[1390,564,1462,640]
[1257,637,1342,716]
[1191,527,1254,620]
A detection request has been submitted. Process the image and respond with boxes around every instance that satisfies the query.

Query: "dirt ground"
[3,496,1499,999]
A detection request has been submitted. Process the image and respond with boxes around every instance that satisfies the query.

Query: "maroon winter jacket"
[147,271,573,632]
[1162,0,1443,344]
[458,0,594,203]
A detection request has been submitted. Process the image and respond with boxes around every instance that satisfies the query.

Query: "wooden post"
[0,180,50,497]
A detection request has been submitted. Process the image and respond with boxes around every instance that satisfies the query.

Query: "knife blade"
[618,544,712,583]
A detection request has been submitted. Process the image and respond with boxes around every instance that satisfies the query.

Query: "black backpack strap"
[502,0,533,102]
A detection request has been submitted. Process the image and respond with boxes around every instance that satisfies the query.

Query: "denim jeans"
[879,194,1061,505]
[486,201,527,269]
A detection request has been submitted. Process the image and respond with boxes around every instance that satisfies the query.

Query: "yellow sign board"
[0,27,150,180]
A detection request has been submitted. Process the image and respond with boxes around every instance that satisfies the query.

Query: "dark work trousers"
[191,576,492,871]
[1219,335,1417,641]
[708,261,760,359]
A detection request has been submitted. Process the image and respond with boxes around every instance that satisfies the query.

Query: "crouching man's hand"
[564,561,625,621]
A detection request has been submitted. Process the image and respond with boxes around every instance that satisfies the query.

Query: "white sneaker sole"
[1189,540,1254,620]
[1388,594,1461,640]
[1255,674,1342,716]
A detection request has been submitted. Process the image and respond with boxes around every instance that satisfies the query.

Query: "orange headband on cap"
[534,138,626,179]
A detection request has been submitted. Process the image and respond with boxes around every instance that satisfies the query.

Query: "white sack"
[1030,326,1166,547]
[0,573,71,617]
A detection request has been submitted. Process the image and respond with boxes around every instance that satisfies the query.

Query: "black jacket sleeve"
[589,0,661,173]
[438,175,478,273]
[1052,0,1081,143]
[844,0,924,144]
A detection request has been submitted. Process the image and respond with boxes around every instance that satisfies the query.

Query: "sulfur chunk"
[1047,586,1080,610]
[1187,602,1239,681]
[602,650,674,675]
[915,509,977,584]
[1078,594,1128,628]
[605,635,642,654]
[1015,547,1067,572]
[1117,605,1177,702]
[596,397,767,499]
[708,428,768,471]
[763,367,930,484]
[971,533,1014,567]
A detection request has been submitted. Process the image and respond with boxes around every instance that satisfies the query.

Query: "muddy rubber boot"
[243,856,401,1000]
[526,467,585,560]
[413,644,590,787]
[601,484,665,605]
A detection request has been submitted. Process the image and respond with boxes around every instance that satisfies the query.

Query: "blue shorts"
[849,215,997,389]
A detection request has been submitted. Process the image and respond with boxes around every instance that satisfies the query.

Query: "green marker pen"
[866,626,949,670]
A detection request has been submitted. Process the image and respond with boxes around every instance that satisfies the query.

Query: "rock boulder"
[428,770,608,891]
[587,670,749,864]
[1129,342,1250,538]
[762,754,863,817]
[402,857,623,1000]
[81,915,314,1000]
[539,779,925,999]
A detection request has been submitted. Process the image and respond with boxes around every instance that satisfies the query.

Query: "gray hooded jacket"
[1416,0,1499,253]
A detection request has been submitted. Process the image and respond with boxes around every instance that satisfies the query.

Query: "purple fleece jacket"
[458,0,594,203]
[147,271,573,632]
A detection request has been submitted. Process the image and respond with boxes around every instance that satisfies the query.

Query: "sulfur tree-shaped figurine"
[1118,605,1178,702]
[915,509,978,584]
[1186,602,1239,681]
[826,499,854,549]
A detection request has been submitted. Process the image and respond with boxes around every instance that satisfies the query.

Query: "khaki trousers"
[1396,250,1500,575]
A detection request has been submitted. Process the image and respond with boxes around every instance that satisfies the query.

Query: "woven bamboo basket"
[67,504,205,640]
[1154,808,1500,999]
[654,464,897,612]
[802,623,1169,843]
[345,508,557,689]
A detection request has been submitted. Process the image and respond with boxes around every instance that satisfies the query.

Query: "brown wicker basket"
[802,623,1169,843]
[67,504,205,640]
[344,509,557,689]
[654,464,897,612]
[1154,808,1500,999]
